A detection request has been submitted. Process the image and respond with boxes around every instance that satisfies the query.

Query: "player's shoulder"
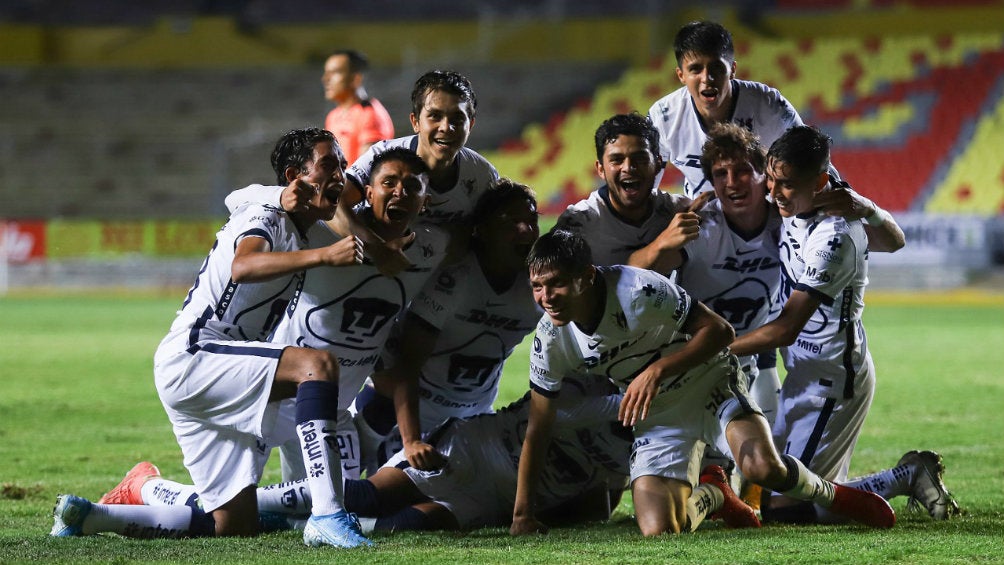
[456,146,499,177]
[555,192,605,229]
[649,86,690,114]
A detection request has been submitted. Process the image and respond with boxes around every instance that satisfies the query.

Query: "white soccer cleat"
[898,450,962,520]
[50,494,92,537]
[302,510,374,548]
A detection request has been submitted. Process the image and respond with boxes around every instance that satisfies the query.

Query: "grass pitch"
[1,291,1002,564]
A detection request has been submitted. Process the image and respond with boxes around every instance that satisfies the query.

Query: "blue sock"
[356,385,397,435]
[344,479,381,516]
[375,506,434,532]
[295,380,339,423]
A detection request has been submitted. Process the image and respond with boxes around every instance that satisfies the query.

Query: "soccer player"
[51,128,372,547]
[93,375,632,534]
[337,69,498,274]
[322,49,395,165]
[229,147,450,480]
[510,230,896,537]
[553,112,694,267]
[728,125,959,523]
[630,122,782,428]
[647,20,904,253]
[352,178,543,472]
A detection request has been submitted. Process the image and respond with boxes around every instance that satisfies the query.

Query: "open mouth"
[386,205,410,221]
[619,179,644,196]
[700,87,719,102]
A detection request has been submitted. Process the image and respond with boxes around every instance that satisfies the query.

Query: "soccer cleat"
[700,465,761,528]
[830,484,896,528]
[98,461,161,505]
[303,510,374,548]
[897,450,961,520]
[50,494,92,537]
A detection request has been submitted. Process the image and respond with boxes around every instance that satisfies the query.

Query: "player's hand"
[619,369,662,427]
[656,211,701,251]
[319,235,363,267]
[510,515,549,536]
[280,178,315,213]
[404,440,446,471]
[814,176,874,221]
[366,232,416,276]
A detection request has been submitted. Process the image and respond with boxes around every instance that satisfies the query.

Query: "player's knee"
[739,453,786,486]
[300,350,339,383]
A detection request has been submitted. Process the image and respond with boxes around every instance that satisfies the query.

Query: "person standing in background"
[323,49,395,165]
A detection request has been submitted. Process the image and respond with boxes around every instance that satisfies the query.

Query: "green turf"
[1,294,1002,564]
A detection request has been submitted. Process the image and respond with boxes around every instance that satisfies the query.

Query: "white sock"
[296,419,344,516]
[780,455,835,507]
[257,479,313,515]
[843,464,912,500]
[140,478,200,508]
[686,483,724,532]
[83,503,194,538]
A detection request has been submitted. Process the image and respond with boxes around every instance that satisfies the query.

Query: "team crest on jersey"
[462,178,476,196]
[734,117,754,131]
[421,243,434,258]
[705,278,772,331]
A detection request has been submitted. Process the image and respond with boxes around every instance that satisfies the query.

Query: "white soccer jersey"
[676,200,783,370]
[778,209,870,381]
[648,80,803,198]
[347,135,499,225]
[157,202,306,355]
[529,266,728,405]
[384,252,543,429]
[389,375,631,528]
[271,214,450,409]
[554,187,687,266]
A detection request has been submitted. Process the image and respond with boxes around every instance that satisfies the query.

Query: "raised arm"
[813,178,906,252]
[230,232,357,283]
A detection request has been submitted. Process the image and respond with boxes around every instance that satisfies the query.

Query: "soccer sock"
[140,478,200,509]
[843,465,913,500]
[256,479,313,515]
[685,483,724,532]
[356,385,397,435]
[776,454,835,507]
[344,478,381,516]
[82,503,206,538]
[295,380,344,516]
[374,506,435,532]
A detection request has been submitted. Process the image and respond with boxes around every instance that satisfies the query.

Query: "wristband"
[865,206,890,227]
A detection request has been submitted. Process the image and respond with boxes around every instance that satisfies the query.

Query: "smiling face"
[676,51,736,124]
[410,89,473,169]
[596,134,658,223]
[766,157,827,218]
[529,265,595,327]
[710,156,768,225]
[365,158,428,237]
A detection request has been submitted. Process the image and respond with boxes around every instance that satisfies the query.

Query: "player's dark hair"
[329,49,369,74]
[411,70,478,121]
[767,125,831,178]
[270,128,336,185]
[370,146,429,180]
[674,20,734,66]
[700,122,767,181]
[527,229,593,278]
[594,112,663,167]
[471,177,538,228]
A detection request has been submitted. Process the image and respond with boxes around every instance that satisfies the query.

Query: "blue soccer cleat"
[50,494,93,537]
[302,510,374,548]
